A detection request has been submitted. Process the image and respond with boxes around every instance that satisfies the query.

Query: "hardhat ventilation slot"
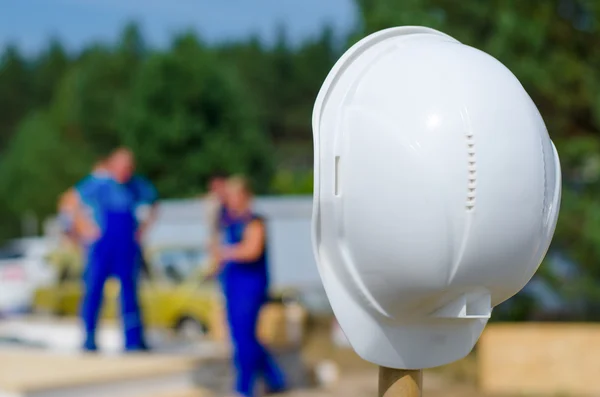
[334,156,341,196]
[466,138,476,211]
[461,108,477,211]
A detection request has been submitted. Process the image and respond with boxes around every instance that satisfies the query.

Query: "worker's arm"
[146,202,159,229]
[204,193,222,242]
[136,202,158,242]
[57,188,79,242]
[58,189,75,222]
[221,219,266,263]
[69,188,100,243]
[134,176,160,242]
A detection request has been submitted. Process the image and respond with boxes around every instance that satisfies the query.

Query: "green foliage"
[0,46,33,151]
[0,111,91,218]
[270,169,313,195]
[32,39,69,107]
[119,33,273,196]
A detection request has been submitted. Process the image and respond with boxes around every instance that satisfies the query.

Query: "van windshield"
[0,242,24,261]
[151,247,206,283]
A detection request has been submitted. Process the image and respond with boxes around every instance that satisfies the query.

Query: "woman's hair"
[227,175,253,195]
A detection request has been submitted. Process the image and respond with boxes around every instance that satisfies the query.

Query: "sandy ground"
[289,319,488,397]
[192,317,496,397]
[194,366,489,397]
[0,316,497,397]
[283,370,484,397]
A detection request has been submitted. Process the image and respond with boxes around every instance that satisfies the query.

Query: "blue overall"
[219,212,286,397]
[125,174,158,279]
[76,171,144,351]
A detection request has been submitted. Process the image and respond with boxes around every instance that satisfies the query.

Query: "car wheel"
[176,317,207,341]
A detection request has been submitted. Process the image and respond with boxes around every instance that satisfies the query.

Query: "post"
[378,367,423,397]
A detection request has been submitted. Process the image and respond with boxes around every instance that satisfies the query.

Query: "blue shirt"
[125,175,158,207]
[125,174,158,227]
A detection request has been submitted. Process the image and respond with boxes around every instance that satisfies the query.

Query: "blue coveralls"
[76,171,145,352]
[125,174,158,279]
[219,212,286,397]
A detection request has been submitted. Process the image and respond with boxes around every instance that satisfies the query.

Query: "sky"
[0,0,358,55]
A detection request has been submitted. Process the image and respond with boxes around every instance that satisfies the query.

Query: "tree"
[50,24,143,157]
[32,38,70,107]
[0,46,32,151]
[284,25,339,169]
[119,33,274,197]
[0,112,92,225]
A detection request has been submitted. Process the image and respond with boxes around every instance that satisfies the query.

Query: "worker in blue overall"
[119,147,159,350]
[127,173,158,243]
[121,149,159,282]
[72,148,145,352]
[212,176,286,397]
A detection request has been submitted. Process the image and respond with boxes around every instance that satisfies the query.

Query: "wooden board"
[0,350,199,393]
[478,323,600,396]
[138,388,209,397]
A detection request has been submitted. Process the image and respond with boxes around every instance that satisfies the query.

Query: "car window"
[60,265,82,283]
[0,246,24,262]
[150,247,206,283]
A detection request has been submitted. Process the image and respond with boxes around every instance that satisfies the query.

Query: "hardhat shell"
[311,26,561,369]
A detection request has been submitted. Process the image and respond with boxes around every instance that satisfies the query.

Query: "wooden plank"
[0,350,200,393]
[478,323,600,396]
[141,389,209,397]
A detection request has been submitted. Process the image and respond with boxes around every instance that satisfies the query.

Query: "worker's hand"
[202,259,221,281]
[72,206,100,244]
[208,241,222,263]
[78,222,100,244]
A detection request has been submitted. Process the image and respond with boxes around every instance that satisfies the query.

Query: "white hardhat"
[311,26,561,369]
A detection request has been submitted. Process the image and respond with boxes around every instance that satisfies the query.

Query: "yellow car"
[33,244,222,339]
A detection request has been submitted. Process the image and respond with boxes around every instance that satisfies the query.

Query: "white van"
[0,238,57,315]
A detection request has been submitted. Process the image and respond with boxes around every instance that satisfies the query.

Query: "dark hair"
[94,146,115,162]
[94,143,129,163]
[210,169,230,180]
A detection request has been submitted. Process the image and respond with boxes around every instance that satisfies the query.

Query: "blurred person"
[206,170,230,244]
[57,188,79,245]
[119,147,160,282]
[71,148,147,352]
[212,176,286,397]
[204,170,230,276]
[56,187,86,281]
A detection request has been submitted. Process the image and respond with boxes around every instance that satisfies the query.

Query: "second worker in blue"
[212,176,286,397]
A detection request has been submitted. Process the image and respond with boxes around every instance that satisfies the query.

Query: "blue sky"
[0,0,358,55]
